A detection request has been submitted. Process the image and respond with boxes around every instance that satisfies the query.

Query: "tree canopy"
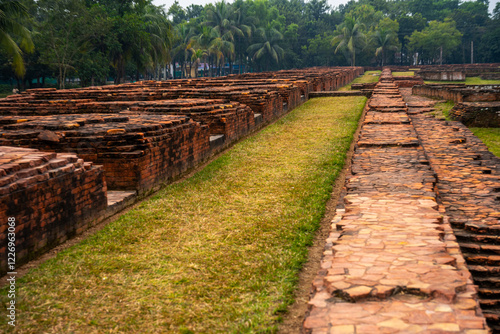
[2,0,500,88]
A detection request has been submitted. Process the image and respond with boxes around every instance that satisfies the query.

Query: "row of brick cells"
[0,67,364,274]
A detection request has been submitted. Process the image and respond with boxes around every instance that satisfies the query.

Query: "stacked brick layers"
[402,87,500,333]
[304,69,489,333]
[4,67,363,125]
[0,146,107,275]
[0,114,210,194]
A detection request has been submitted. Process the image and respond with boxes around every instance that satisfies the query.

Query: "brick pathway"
[303,70,489,333]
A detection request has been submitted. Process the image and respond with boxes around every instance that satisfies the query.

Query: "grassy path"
[1,96,366,334]
[338,70,381,91]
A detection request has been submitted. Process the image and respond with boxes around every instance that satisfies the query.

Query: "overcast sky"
[152,0,499,15]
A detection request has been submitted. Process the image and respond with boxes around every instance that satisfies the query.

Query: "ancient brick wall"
[0,146,107,274]
[449,102,500,127]
[413,84,500,103]
[419,70,465,81]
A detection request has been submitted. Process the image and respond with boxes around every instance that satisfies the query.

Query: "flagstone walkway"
[303,69,491,333]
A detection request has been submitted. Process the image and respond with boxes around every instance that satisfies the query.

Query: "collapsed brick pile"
[403,88,500,332]
[0,146,107,272]
[304,70,489,333]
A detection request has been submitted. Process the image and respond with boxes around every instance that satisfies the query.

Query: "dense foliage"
[2,0,500,88]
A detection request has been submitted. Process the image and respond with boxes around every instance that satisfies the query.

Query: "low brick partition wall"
[304,70,489,333]
[0,114,210,194]
[413,84,500,103]
[450,102,500,127]
[402,87,500,332]
[419,70,465,81]
[0,146,107,274]
[392,75,424,87]
[480,72,500,80]
[0,98,255,148]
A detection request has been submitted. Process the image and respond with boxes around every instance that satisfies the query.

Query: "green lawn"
[338,70,381,91]
[0,96,366,334]
[470,128,500,157]
[424,76,500,85]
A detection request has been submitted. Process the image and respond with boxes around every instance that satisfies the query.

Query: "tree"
[203,0,244,74]
[247,25,284,71]
[407,18,462,65]
[371,18,399,66]
[0,0,34,77]
[38,0,95,88]
[143,4,173,80]
[171,23,195,78]
[332,15,366,66]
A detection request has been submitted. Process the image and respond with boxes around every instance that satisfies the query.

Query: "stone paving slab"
[303,69,489,333]
[358,124,419,147]
[364,112,410,124]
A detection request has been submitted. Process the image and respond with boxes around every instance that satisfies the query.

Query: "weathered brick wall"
[0,146,107,274]
[419,70,465,81]
[449,102,500,127]
[480,72,500,80]
[0,114,211,194]
[413,84,500,103]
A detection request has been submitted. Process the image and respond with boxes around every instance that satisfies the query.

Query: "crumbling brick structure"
[0,146,107,274]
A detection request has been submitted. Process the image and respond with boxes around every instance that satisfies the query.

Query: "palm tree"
[247,26,284,71]
[372,28,398,66]
[143,5,173,80]
[190,48,205,77]
[208,29,234,76]
[171,23,195,78]
[332,15,366,66]
[194,25,214,77]
[203,1,243,74]
[232,3,254,74]
[0,0,34,77]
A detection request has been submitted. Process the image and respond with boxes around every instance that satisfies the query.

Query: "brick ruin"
[0,67,363,274]
[0,146,106,271]
[304,69,492,333]
[412,83,500,128]
[413,84,500,103]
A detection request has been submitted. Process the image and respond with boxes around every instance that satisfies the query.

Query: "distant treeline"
[2,0,500,89]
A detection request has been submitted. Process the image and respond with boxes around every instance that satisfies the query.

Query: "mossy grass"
[470,128,500,157]
[0,96,366,333]
[425,77,500,85]
[432,100,455,120]
[392,71,414,76]
[338,70,381,91]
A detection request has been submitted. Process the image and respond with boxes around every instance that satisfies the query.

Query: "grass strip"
[392,71,414,76]
[0,96,366,334]
[470,128,500,157]
[338,70,380,91]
